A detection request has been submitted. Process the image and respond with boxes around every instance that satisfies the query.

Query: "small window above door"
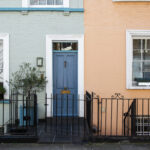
[30,0,63,6]
[22,0,69,8]
[53,41,78,51]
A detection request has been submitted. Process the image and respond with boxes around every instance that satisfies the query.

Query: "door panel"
[67,55,76,89]
[53,52,78,116]
[55,55,64,89]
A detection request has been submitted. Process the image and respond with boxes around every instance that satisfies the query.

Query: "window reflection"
[53,41,78,51]
[132,39,150,86]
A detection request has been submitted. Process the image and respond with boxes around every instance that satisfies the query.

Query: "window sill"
[0,100,9,104]
[127,86,150,89]
[113,0,150,1]
[29,5,65,8]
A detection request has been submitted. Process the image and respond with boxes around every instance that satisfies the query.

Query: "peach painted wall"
[84,0,150,98]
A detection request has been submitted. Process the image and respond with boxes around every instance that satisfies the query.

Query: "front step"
[0,135,38,143]
[9,127,28,134]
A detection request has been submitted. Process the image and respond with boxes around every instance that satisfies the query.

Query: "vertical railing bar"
[12,90,13,125]
[45,93,47,131]
[78,95,80,136]
[56,94,57,135]
[148,98,150,136]
[128,99,129,136]
[3,98,4,135]
[72,94,74,136]
[116,98,118,136]
[16,92,18,126]
[122,97,124,136]
[26,93,29,127]
[142,98,144,135]
[61,94,63,136]
[97,96,100,136]
[11,90,13,126]
[100,98,102,136]
[66,94,69,136]
[13,93,16,124]
[22,91,25,127]
[91,93,94,136]
[29,91,31,127]
[14,92,16,127]
[73,94,75,136]
[137,98,139,137]
[26,94,28,127]
[34,93,37,136]
[84,94,86,137]
[9,91,11,128]
[51,94,53,134]
[111,98,113,136]
[105,98,107,136]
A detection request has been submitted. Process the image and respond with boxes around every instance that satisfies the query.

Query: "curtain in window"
[30,0,63,5]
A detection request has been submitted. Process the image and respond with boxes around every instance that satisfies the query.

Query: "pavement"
[0,143,150,150]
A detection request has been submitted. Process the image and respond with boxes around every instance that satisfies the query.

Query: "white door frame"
[46,34,84,117]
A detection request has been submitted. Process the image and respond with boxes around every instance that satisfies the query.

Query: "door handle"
[64,61,67,68]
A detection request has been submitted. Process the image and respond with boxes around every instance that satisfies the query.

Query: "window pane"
[30,0,39,5]
[147,39,150,49]
[143,39,150,60]
[39,0,46,5]
[133,39,141,60]
[133,39,141,49]
[47,0,54,5]
[143,62,150,78]
[55,0,63,5]
[133,61,150,86]
[143,49,150,60]
[53,41,78,51]
[132,62,143,86]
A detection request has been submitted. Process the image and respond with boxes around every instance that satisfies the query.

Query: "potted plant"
[9,63,47,126]
[10,63,47,95]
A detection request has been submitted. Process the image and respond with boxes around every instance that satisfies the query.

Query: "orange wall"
[84,0,150,98]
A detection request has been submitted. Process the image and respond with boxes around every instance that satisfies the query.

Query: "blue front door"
[53,52,78,116]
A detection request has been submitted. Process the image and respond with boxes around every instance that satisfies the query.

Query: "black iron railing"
[44,93,90,140]
[43,92,150,142]
[0,91,38,138]
[86,92,150,139]
[124,99,136,136]
[1,90,150,143]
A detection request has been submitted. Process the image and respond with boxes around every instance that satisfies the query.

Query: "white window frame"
[0,34,9,99]
[22,0,69,8]
[46,34,84,117]
[126,30,150,89]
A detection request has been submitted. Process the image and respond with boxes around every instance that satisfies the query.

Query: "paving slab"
[63,144,91,150]
[89,143,121,150]
[0,144,63,150]
[0,143,150,150]
[120,143,150,150]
